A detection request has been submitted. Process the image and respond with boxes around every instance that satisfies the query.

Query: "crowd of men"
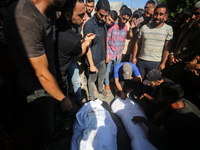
[0,0,200,149]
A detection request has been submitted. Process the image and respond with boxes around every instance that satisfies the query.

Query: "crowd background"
[0,0,200,150]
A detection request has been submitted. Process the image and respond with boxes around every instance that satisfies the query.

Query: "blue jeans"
[136,59,160,79]
[67,60,82,102]
[105,58,121,85]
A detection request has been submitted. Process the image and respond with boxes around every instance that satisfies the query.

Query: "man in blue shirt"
[114,62,142,100]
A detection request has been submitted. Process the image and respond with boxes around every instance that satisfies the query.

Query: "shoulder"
[162,23,173,31]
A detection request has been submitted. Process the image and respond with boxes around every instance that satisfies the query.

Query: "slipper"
[99,90,109,97]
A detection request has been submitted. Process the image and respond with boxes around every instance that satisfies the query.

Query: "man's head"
[86,0,95,16]
[50,0,67,10]
[158,82,184,105]
[153,4,169,27]
[62,0,86,28]
[131,10,143,22]
[190,1,200,26]
[106,10,118,27]
[118,7,132,28]
[143,6,155,23]
[95,0,110,24]
[122,63,132,80]
[144,0,155,11]
[119,5,128,16]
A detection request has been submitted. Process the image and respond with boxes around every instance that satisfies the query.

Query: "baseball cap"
[123,63,132,80]
[143,69,162,85]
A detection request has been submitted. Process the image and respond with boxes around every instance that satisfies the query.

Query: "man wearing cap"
[114,62,142,100]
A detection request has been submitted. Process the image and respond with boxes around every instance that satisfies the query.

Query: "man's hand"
[132,57,137,65]
[84,33,96,46]
[120,91,127,100]
[129,20,136,29]
[159,63,165,71]
[60,97,72,112]
[90,65,98,72]
[106,58,111,64]
[169,55,179,65]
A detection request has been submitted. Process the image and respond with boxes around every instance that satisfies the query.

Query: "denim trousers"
[67,60,82,102]
[105,58,121,85]
[88,61,106,98]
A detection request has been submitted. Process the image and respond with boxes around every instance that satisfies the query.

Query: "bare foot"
[105,85,111,92]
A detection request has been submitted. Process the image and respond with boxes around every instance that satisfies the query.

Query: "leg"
[28,96,56,150]
[98,61,106,93]
[68,60,82,102]
[136,59,146,80]
[87,68,97,99]
[105,60,113,91]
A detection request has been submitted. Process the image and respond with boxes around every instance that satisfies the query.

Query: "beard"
[153,18,164,27]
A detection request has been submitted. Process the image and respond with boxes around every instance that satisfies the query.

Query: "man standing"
[132,4,173,79]
[84,0,110,100]
[105,7,132,93]
[3,0,71,149]
[56,0,95,106]
[82,0,95,29]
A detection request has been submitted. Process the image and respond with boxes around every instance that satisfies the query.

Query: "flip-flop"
[100,90,109,97]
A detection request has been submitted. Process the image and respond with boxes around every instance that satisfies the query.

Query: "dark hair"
[109,10,118,21]
[96,0,110,12]
[86,0,94,2]
[155,4,169,16]
[146,0,155,5]
[121,7,132,17]
[62,0,84,14]
[160,82,184,103]
[120,5,128,11]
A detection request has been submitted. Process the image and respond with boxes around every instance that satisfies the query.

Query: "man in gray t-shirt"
[4,0,71,149]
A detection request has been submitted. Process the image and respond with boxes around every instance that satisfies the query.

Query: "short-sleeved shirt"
[114,62,141,81]
[55,16,82,82]
[3,0,56,91]
[138,23,173,62]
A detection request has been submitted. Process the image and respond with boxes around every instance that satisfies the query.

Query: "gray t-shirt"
[4,0,56,91]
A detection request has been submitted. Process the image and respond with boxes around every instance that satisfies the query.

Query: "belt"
[26,89,51,103]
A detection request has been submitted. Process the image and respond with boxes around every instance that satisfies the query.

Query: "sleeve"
[114,64,121,79]
[17,17,45,57]
[107,27,113,59]
[166,26,173,41]
[83,20,93,38]
[131,63,141,77]
[72,40,82,56]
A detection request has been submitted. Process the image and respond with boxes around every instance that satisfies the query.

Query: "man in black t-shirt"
[55,0,95,106]
[3,0,71,149]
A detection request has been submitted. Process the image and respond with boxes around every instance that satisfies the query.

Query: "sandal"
[99,90,109,97]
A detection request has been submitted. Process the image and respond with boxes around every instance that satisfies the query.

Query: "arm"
[86,47,97,72]
[29,54,72,111]
[115,78,126,100]
[78,33,95,57]
[132,38,140,64]
[159,40,171,70]
[126,21,137,39]
[106,28,113,64]
[132,116,168,136]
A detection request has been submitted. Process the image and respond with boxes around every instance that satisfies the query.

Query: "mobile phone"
[134,16,144,26]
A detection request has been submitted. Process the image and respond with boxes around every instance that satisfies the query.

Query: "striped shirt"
[107,21,128,60]
[138,23,173,62]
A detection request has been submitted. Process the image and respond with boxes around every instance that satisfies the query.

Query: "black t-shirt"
[100,24,106,61]
[3,0,56,91]
[55,16,82,82]
[164,99,200,137]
